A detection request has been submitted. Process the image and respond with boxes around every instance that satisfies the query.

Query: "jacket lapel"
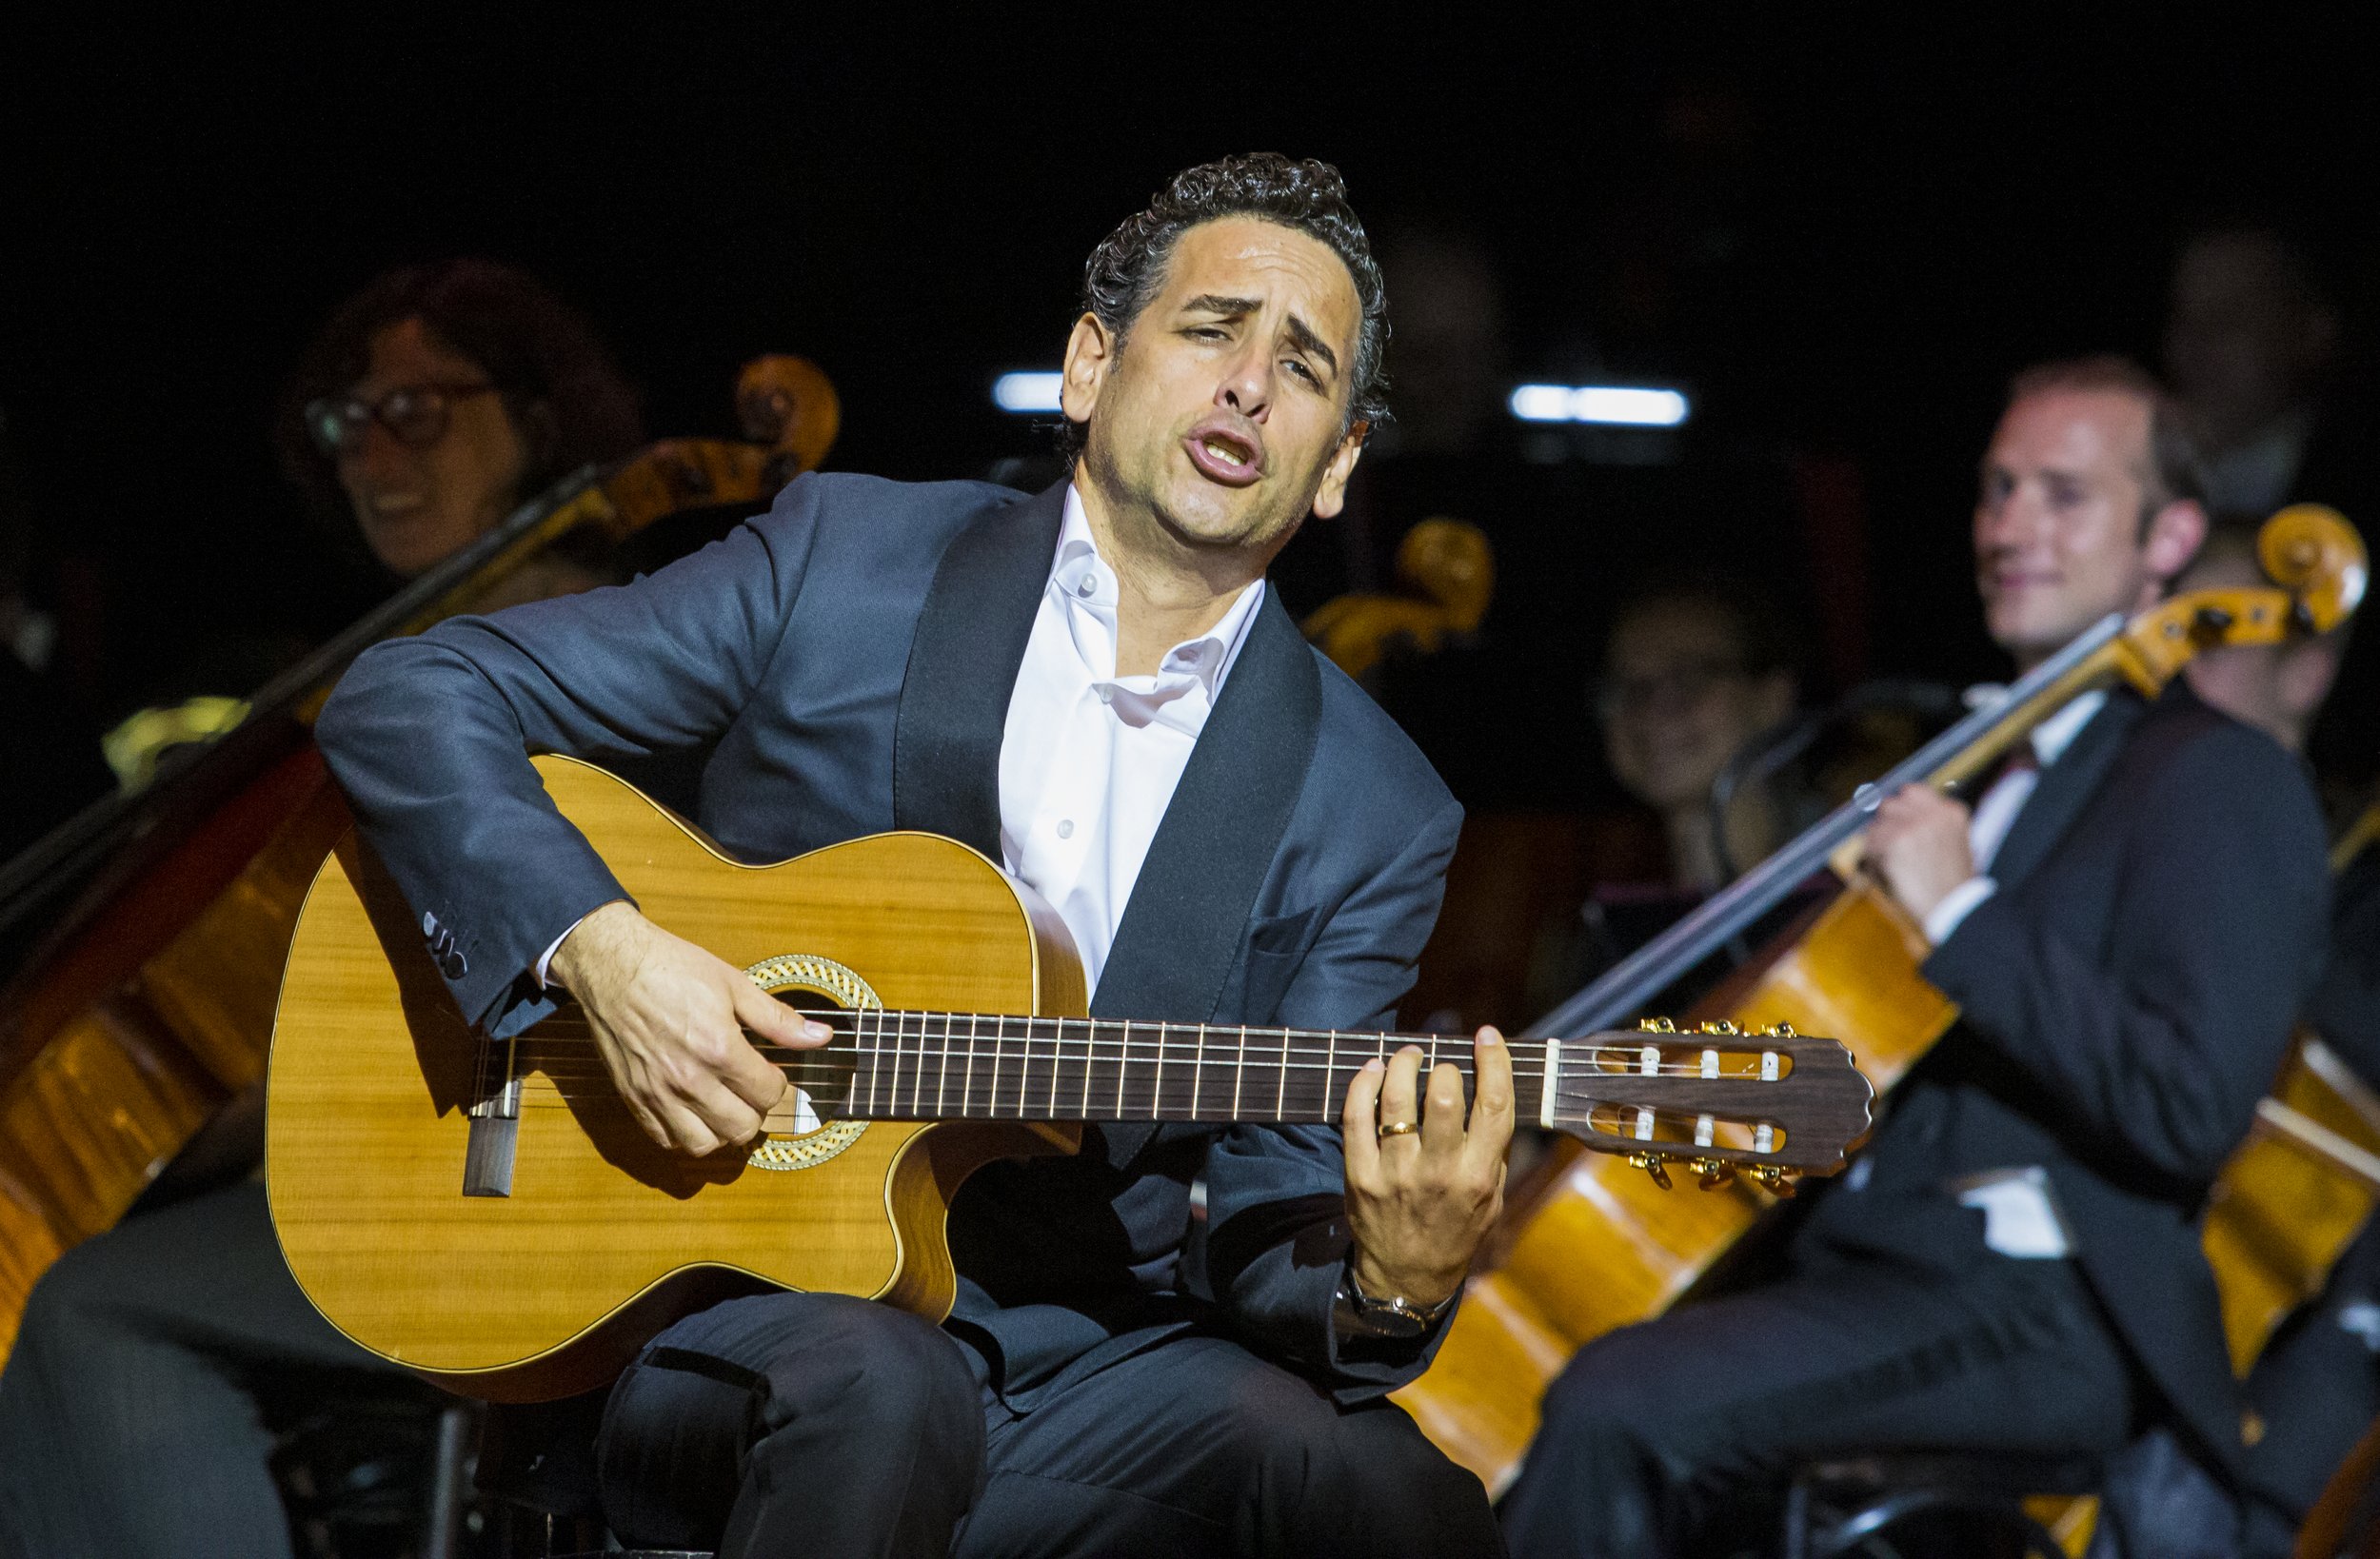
[1092,588,1321,1024]
[891,482,1067,858]
[1987,690,2144,893]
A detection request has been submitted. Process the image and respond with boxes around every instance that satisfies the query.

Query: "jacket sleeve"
[314,475,829,1036]
[1200,795,1464,1404]
[1923,723,2330,1186]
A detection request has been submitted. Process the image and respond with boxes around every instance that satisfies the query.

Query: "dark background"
[5,10,2375,792]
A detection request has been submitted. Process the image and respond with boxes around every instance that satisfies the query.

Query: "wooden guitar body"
[266,758,1082,1401]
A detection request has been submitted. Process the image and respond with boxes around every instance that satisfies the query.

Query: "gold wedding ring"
[1378,1120,1419,1137]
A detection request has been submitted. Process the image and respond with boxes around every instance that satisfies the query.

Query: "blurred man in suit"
[1503,356,2330,1557]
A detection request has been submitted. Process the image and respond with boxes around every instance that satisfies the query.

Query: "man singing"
[315,155,1511,1557]
[1502,356,2331,1555]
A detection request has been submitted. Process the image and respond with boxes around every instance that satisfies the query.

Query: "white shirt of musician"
[535,483,1260,1002]
[1918,686,2106,1260]
[998,483,1264,995]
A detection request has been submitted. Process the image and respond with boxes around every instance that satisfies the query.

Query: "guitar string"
[506,1022,1762,1077]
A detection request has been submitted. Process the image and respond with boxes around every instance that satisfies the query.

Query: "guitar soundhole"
[743,954,878,1171]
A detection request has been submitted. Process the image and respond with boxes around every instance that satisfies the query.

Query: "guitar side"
[265,756,1085,1401]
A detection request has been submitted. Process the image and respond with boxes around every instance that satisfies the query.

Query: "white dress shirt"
[538,483,1262,997]
[998,484,1264,992]
[1920,689,2109,947]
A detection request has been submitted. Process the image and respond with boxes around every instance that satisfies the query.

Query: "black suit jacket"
[1801,684,2331,1470]
[315,474,1463,1406]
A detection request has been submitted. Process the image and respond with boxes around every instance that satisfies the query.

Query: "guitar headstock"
[1543,1019,1875,1194]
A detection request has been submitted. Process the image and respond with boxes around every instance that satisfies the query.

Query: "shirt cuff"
[534,915,590,988]
[1922,876,1998,947]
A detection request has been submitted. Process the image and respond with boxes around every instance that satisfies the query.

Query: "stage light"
[992,371,1064,413]
[1508,384,1692,427]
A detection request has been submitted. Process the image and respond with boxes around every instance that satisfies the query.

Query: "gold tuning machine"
[1751,1166,1798,1198]
[1625,1152,1674,1190]
[1636,1016,1677,1034]
[1695,1019,1740,1036]
[1690,1156,1736,1191]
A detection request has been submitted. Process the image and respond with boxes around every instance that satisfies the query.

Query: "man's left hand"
[1340,1030,1515,1312]
[1864,784,1976,924]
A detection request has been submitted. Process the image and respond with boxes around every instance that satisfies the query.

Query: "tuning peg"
[1626,1153,1674,1191]
[1696,1019,1740,1036]
[1690,1156,1735,1191]
[1636,1016,1676,1034]
[1751,1166,1798,1198]
[1763,1022,1796,1038]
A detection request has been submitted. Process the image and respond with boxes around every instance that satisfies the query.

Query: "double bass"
[0,357,838,1360]
[1394,504,2370,1491]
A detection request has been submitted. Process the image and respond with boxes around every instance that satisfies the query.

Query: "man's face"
[336,318,531,578]
[1063,216,1366,567]
[1973,390,2181,666]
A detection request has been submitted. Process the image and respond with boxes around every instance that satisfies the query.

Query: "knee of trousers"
[8,1237,127,1375]
[1532,1322,1690,1466]
[607,1292,976,1450]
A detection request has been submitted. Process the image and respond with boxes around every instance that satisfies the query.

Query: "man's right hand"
[547,900,828,1155]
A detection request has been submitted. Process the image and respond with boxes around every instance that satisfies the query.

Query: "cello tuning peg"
[1690,1156,1735,1191]
[1751,1166,1798,1198]
[1626,1153,1674,1191]
[1636,1016,1677,1034]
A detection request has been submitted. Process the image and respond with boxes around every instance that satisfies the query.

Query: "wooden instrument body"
[267,758,1083,1401]
[1398,876,1942,1487]
[0,362,840,1367]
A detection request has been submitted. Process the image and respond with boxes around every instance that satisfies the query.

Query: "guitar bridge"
[464,1038,522,1197]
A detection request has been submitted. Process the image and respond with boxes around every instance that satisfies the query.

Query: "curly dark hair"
[1064,153,1391,456]
[273,259,644,558]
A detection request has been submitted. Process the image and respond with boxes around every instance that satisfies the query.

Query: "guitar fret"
[1232,1024,1246,1118]
[1050,1016,1066,1117]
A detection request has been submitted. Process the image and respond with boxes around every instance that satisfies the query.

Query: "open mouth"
[1181,424,1264,487]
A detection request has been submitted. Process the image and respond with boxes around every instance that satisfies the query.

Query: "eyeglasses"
[304,383,500,456]
[1594,660,1750,720]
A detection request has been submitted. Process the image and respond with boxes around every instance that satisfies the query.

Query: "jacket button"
[440,950,468,980]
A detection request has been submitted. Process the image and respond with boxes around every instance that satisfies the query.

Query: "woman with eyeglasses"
[281,257,644,602]
[0,259,643,1559]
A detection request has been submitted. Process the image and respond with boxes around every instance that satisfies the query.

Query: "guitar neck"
[840,1013,1547,1126]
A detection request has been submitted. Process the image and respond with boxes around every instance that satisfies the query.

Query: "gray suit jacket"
[315,474,1463,1406]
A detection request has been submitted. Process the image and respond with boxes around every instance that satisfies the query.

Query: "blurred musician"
[0,259,643,1559]
[1526,578,1809,1016]
[1502,357,2331,1555]
[2085,522,2375,1556]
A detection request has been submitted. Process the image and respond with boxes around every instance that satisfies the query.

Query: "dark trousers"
[1498,1247,2136,1558]
[596,1291,1502,1559]
[0,1179,409,1559]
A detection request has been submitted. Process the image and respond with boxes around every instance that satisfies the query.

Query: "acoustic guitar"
[265,756,1874,1402]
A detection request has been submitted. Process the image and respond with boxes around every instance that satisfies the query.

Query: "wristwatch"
[1334,1259,1459,1341]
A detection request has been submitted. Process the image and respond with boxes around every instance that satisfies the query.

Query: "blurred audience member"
[1598,577,1804,893]
[0,259,643,1559]
[2163,224,2378,796]
[0,403,113,858]
[1520,577,1814,1017]
[2163,227,2346,519]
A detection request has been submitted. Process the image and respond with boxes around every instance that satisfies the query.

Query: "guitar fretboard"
[843,1012,1551,1125]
